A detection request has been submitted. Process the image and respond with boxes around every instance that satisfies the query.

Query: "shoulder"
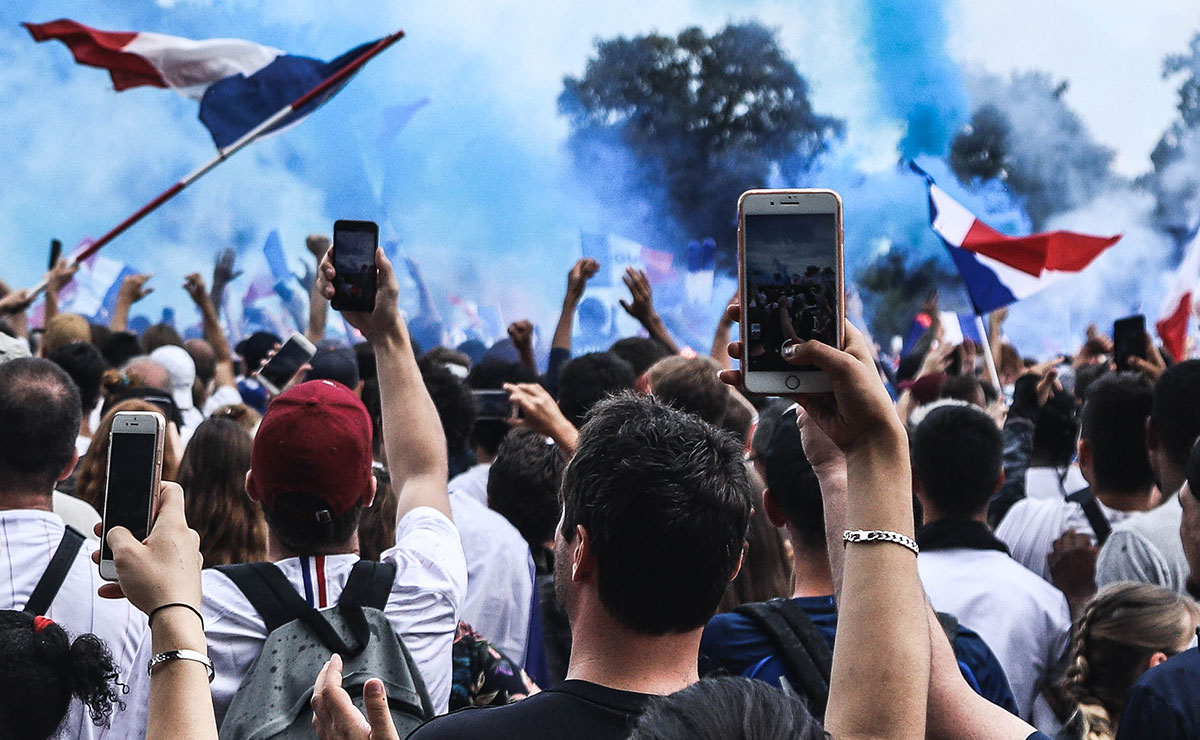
[1119,649,1200,738]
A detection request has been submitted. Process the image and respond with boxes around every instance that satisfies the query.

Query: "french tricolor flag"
[911,162,1122,314]
[1155,226,1200,362]
[24,19,379,149]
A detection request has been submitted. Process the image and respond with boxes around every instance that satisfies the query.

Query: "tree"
[1148,31,1200,239]
[948,72,1115,230]
[560,23,843,268]
[856,250,963,342]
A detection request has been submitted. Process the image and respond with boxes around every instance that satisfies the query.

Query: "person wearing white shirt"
[913,404,1071,733]
[448,462,491,507]
[203,253,468,724]
[0,358,152,739]
[998,373,1158,583]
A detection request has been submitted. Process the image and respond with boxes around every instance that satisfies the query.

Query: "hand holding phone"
[99,411,166,581]
[1112,315,1146,372]
[473,389,517,421]
[255,332,317,395]
[331,220,380,312]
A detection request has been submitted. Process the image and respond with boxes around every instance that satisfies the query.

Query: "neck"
[1093,486,1158,513]
[474,447,496,465]
[920,502,988,528]
[265,530,360,561]
[1159,464,1186,502]
[0,490,55,513]
[790,538,834,598]
[566,602,701,695]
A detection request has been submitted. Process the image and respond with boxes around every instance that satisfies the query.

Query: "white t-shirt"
[919,547,1071,727]
[449,491,534,665]
[1024,465,1087,501]
[1096,493,1189,593]
[447,463,491,507]
[0,509,151,740]
[996,496,1137,582]
[52,492,102,544]
[201,506,467,725]
[202,384,244,418]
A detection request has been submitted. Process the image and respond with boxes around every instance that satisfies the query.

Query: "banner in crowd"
[1156,225,1200,361]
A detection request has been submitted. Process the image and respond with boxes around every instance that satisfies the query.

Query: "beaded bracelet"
[843,529,920,556]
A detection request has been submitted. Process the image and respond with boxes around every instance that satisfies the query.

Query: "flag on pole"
[910,162,1122,314]
[24,19,382,148]
[1156,226,1200,361]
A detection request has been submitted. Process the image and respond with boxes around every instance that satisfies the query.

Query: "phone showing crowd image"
[256,332,317,395]
[99,411,165,581]
[473,390,516,421]
[1112,314,1146,371]
[738,189,844,395]
[332,219,380,312]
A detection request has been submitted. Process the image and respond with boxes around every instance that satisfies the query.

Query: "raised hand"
[565,258,600,306]
[504,382,579,454]
[213,249,242,286]
[306,234,332,260]
[1129,333,1167,383]
[120,273,154,304]
[45,258,78,295]
[508,320,533,352]
[1048,529,1098,616]
[619,267,655,322]
[183,273,208,306]
[317,247,399,343]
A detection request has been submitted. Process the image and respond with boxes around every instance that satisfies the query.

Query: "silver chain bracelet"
[842,529,920,556]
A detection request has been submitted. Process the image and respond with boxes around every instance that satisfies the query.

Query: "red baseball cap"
[248,380,374,519]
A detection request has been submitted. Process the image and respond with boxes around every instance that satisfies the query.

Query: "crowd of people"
[0,233,1199,740]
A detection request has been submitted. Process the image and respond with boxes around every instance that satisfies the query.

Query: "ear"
[570,525,595,582]
[762,489,788,529]
[1148,651,1170,669]
[729,543,747,583]
[56,450,79,483]
[245,469,261,502]
[361,472,377,509]
[1078,438,1094,480]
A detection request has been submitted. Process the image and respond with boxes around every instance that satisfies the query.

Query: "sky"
[1,0,1198,353]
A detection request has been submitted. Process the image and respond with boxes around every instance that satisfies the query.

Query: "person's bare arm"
[110,274,153,332]
[620,267,679,353]
[184,273,236,390]
[552,258,600,353]
[42,258,78,326]
[305,235,331,343]
[209,249,241,318]
[318,248,451,523]
[989,307,1007,375]
[0,288,35,338]
[508,320,536,371]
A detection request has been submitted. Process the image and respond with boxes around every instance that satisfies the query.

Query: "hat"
[0,331,32,364]
[150,345,197,411]
[236,331,281,374]
[307,346,360,390]
[249,380,373,519]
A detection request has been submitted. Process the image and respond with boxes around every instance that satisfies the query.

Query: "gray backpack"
[215,560,434,740]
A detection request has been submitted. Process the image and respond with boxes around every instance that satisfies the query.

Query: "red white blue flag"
[1156,226,1200,361]
[24,19,379,149]
[910,162,1122,314]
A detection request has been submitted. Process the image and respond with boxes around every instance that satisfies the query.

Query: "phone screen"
[1113,315,1146,371]
[260,338,315,391]
[473,390,512,421]
[101,432,156,563]
[743,213,839,372]
[333,221,379,311]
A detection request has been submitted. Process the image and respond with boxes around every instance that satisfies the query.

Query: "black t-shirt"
[407,680,653,740]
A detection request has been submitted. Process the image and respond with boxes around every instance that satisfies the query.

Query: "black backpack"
[214,560,434,740]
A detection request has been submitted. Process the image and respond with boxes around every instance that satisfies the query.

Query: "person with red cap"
[199,247,467,724]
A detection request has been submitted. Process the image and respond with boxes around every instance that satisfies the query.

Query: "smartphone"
[99,411,165,581]
[332,220,379,312]
[1113,315,1146,371]
[737,189,845,394]
[473,390,515,421]
[48,238,62,271]
[256,332,317,395]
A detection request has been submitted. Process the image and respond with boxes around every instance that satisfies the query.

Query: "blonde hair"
[1063,583,1200,739]
[42,314,90,356]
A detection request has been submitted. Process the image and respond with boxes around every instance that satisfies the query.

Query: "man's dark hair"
[419,359,476,457]
[1152,360,1200,470]
[939,374,984,407]
[48,341,107,414]
[0,358,82,495]
[561,393,752,634]
[1074,363,1110,405]
[720,396,753,446]
[558,352,637,428]
[262,494,362,554]
[764,409,824,549]
[1032,389,1079,467]
[646,355,729,428]
[488,429,567,550]
[466,360,538,457]
[1081,372,1155,493]
[628,676,824,740]
[912,404,1003,519]
[609,337,672,376]
[100,331,142,369]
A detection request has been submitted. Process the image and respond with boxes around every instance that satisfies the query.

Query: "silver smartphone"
[738,189,845,395]
[99,411,166,581]
[255,332,317,395]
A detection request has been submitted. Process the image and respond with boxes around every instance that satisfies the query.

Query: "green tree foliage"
[857,250,962,342]
[948,72,1115,230]
[1149,31,1200,238]
[560,23,843,267]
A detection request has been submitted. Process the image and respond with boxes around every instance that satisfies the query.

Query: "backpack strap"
[340,560,396,611]
[735,599,832,715]
[1065,487,1111,545]
[216,562,370,657]
[24,526,86,616]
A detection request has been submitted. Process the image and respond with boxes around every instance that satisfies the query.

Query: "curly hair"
[176,417,265,566]
[1063,583,1200,738]
[0,610,124,740]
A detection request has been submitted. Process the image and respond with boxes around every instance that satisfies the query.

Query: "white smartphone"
[738,189,845,394]
[99,411,166,581]
[255,332,317,395]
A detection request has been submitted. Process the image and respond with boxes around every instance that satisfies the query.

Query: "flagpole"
[974,313,1003,392]
[28,29,405,296]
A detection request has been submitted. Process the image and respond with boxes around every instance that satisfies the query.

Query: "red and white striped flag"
[1156,228,1200,361]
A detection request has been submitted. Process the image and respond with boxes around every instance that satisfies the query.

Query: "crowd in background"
[1,234,1199,740]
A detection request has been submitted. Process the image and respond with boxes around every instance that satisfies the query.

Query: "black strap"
[340,560,396,611]
[1066,488,1111,545]
[735,599,832,716]
[24,527,86,616]
[215,562,371,658]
